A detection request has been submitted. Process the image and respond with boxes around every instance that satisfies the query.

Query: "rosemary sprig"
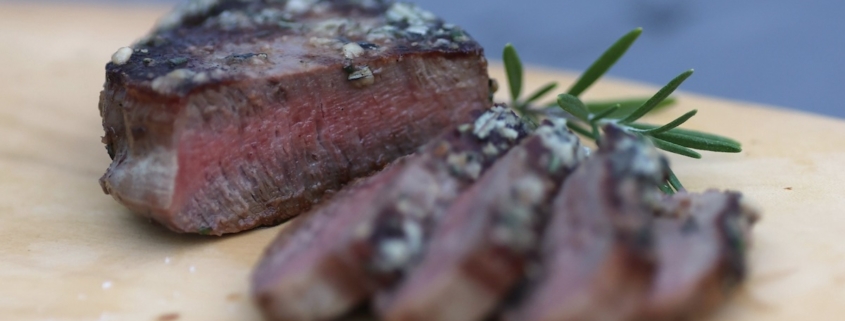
[505,29,676,120]
[501,28,742,193]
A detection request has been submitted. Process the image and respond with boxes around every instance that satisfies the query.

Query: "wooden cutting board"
[1,3,843,321]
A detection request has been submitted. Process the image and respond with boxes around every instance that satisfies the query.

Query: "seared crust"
[104,0,483,97]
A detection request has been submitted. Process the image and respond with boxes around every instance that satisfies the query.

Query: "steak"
[98,0,490,235]
[251,120,760,321]
[501,125,668,321]
[375,119,588,321]
[637,190,760,320]
[251,106,530,321]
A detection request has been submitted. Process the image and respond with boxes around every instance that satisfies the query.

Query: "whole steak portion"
[98,0,490,235]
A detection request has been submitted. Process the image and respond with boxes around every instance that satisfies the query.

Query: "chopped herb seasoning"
[168,57,189,66]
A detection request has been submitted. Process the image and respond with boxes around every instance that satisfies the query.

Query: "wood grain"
[1,3,843,321]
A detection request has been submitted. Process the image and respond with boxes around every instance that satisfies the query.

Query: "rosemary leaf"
[650,136,702,159]
[657,132,742,153]
[589,105,620,123]
[638,109,698,134]
[667,168,686,192]
[586,97,676,117]
[523,82,559,105]
[567,28,642,97]
[566,122,595,139]
[503,44,523,103]
[660,127,741,148]
[619,69,694,124]
[556,94,591,122]
[630,124,742,152]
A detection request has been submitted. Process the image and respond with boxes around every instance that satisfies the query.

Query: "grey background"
[54,0,845,118]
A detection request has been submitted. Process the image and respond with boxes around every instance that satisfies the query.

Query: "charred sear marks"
[104,0,482,96]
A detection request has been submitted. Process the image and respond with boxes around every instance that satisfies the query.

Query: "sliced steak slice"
[502,125,668,321]
[251,158,407,321]
[636,190,760,320]
[251,106,530,321]
[374,119,588,321]
[99,0,490,235]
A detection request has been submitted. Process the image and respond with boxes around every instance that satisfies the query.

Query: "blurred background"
[16,0,845,118]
